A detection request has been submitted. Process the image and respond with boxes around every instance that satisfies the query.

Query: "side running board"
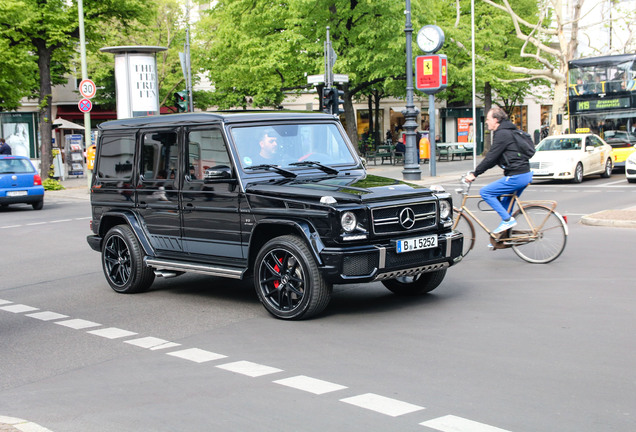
[144,257,245,279]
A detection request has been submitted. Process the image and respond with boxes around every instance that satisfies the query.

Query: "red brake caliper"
[273,257,283,288]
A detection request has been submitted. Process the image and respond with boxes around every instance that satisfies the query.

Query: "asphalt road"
[1,176,635,432]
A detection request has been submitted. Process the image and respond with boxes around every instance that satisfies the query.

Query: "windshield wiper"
[289,161,339,175]
[244,164,297,178]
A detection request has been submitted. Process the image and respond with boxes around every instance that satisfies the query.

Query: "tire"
[254,235,332,320]
[382,269,447,295]
[572,163,583,183]
[102,225,154,293]
[628,178,636,184]
[32,199,44,210]
[452,209,475,257]
[600,158,612,178]
[511,205,567,264]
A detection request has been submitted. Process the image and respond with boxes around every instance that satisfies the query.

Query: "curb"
[0,416,53,432]
[580,209,636,228]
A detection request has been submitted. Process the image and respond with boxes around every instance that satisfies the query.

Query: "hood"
[245,174,431,204]
[531,150,581,162]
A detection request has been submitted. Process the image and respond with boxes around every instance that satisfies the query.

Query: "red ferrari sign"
[416,55,448,94]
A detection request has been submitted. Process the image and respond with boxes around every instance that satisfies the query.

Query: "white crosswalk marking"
[54,319,101,329]
[216,360,283,377]
[340,393,424,417]
[88,327,138,339]
[0,299,12,305]
[274,375,347,395]
[167,348,227,363]
[0,304,39,313]
[26,311,69,321]
[420,414,512,431]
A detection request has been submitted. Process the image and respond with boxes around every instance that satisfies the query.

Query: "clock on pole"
[416,25,445,54]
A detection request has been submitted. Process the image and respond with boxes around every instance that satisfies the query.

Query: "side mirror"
[204,165,232,181]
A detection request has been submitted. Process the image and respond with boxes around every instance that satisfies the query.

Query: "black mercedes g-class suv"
[87,112,463,319]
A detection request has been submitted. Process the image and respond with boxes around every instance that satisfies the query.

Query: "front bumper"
[318,230,464,284]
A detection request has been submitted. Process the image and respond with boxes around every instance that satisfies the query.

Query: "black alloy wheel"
[254,235,331,320]
[102,225,154,294]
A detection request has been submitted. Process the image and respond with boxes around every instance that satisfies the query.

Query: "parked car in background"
[603,131,636,169]
[529,133,613,183]
[626,151,636,183]
[0,155,45,210]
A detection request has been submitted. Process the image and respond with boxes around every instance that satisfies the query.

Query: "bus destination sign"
[576,97,630,111]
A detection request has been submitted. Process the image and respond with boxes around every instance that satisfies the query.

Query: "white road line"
[87,327,138,339]
[125,336,177,349]
[216,360,283,377]
[26,222,47,226]
[420,415,511,432]
[26,311,69,321]
[0,299,13,305]
[54,318,101,329]
[274,375,348,395]
[340,393,424,417]
[166,348,227,363]
[50,219,73,223]
[1,225,22,229]
[0,304,39,313]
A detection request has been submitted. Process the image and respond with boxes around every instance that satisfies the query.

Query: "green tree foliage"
[0,0,149,178]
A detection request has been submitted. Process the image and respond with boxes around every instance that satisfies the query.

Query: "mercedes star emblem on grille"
[399,207,415,229]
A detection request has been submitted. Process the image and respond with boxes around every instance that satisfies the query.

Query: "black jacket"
[473,120,530,177]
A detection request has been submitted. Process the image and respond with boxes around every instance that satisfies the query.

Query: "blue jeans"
[479,172,533,221]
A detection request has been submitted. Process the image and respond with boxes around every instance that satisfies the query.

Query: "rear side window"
[0,158,34,174]
[97,133,135,179]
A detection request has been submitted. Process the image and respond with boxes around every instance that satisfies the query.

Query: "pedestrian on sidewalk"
[0,138,11,155]
[464,107,533,234]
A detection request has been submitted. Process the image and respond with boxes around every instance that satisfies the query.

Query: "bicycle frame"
[454,183,558,248]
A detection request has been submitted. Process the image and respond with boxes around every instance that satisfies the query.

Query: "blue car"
[0,155,45,210]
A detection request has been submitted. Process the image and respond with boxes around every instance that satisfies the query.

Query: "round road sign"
[78,98,93,112]
[79,79,96,98]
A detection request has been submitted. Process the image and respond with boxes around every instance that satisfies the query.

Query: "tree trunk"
[36,41,53,180]
[343,83,359,153]
[373,91,381,146]
[484,81,492,154]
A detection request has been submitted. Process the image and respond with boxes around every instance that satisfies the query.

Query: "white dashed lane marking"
[88,327,138,339]
[26,311,69,321]
[274,375,348,395]
[124,336,180,350]
[421,414,512,431]
[340,393,424,417]
[0,216,90,230]
[1,298,514,431]
[217,360,283,377]
[0,304,39,313]
[166,348,227,363]
[54,318,101,330]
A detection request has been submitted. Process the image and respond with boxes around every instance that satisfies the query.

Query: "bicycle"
[452,176,568,263]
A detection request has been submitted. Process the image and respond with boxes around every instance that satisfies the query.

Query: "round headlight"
[439,200,451,219]
[341,211,357,232]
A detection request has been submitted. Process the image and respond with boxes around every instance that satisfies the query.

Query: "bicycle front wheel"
[511,205,567,264]
[452,209,475,257]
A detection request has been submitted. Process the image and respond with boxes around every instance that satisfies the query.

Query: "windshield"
[0,158,35,174]
[536,137,582,151]
[231,123,357,170]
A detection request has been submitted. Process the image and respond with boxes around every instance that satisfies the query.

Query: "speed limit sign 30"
[79,79,96,99]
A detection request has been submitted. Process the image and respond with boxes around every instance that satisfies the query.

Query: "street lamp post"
[402,0,422,181]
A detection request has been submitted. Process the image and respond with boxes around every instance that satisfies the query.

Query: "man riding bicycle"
[465,107,533,234]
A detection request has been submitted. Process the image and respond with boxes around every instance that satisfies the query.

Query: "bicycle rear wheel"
[452,209,475,257]
[511,205,567,263]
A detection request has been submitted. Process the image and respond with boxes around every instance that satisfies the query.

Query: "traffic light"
[322,87,333,114]
[331,87,344,115]
[174,90,188,112]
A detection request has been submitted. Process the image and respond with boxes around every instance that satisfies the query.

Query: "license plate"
[532,169,549,175]
[7,190,28,197]
[396,234,438,253]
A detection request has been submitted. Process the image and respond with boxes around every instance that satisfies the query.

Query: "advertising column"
[100,46,168,119]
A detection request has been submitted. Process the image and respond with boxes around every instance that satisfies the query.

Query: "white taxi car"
[626,151,636,183]
[529,133,613,183]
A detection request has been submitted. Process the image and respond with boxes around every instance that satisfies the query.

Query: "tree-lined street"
[1,174,635,432]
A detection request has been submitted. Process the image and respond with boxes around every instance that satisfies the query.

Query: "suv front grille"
[372,202,437,235]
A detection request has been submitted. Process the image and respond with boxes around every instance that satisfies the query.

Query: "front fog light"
[341,211,357,232]
[439,200,451,219]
